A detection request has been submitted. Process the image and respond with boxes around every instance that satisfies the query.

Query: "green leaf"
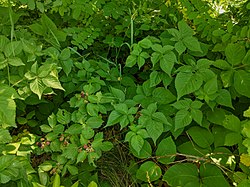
[182,36,202,52]
[100,141,113,152]
[152,87,176,104]
[175,110,192,130]
[216,89,233,108]
[42,75,64,91]
[172,99,192,110]
[138,38,152,49]
[65,124,83,134]
[175,41,186,55]
[145,120,163,144]
[175,72,203,99]
[30,78,46,99]
[131,135,144,155]
[204,76,218,95]
[7,57,25,66]
[52,173,60,187]
[110,87,125,102]
[88,181,98,187]
[4,41,22,57]
[150,71,161,87]
[57,109,71,125]
[130,139,152,159]
[29,23,45,36]
[163,163,199,186]
[0,129,12,144]
[67,165,78,175]
[225,43,246,65]
[160,51,176,76]
[125,55,137,67]
[222,115,241,132]
[77,151,87,163]
[136,161,162,182]
[87,103,99,117]
[82,126,94,139]
[191,109,203,125]
[199,164,230,187]
[178,20,194,37]
[62,144,78,160]
[106,110,123,127]
[234,70,250,98]
[156,137,176,164]
[86,117,103,128]
[187,126,214,148]
[0,98,16,128]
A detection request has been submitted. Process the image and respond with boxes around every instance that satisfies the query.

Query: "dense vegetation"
[0,0,250,186]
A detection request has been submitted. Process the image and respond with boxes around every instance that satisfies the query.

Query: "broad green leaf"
[65,124,82,134]
[160,51,176,76]
[86,117,103,128]
[152,87,176,104]
[0,98,15,127]
[172,99,192,110]
[213,60,231,70]
[200,164,230,187]
[187,126,214,148]
[175,72,203,99]
[244,107,250,118]
[151,52,161,66]
[138,38,152,49]
[182,36,202,52]
[100,141,113,152]
[57,109,71,125]
[215,89,233,108]
[145,120,163,144]
[52,173,60,187]
[7,57,25,66]
[110,87,125,102]
[67,165,78,175]
[163,163,199,186]
[175,110,192,130]
[125,55,137,67]
[82,126,94,139]
[175,41,186,55]
[207,108,225,125]
[42,75,64,91]
[234,70,250,98]
[0,36,9,51]
[29,23,45,36]
[62,144,78,160]
[156,137,176,164]
[178,20,194,37]
[222,115,241,132]
[225,43,246,65]
[30,78,46,99]
[150,71,161,87]
[39,162,53,172]
[130,140,152,159]
[106,110,123,127]
[220,69,234,88]
[131,135,144,155]
[191,109,203,125]
[204,76,218,95]
[0,129,12,144]
[88,181,98,187]
[77,151,87,163]
[114,103,128,115]
[86,103,99,116]
[178,141,210,157]
[4,41,22,57]
[136,161,162,182]
[61,59,73,76]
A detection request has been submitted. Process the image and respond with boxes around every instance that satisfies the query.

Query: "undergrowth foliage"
[0,0,250,186]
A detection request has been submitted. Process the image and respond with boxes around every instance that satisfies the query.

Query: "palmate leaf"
[175,71,203,100]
